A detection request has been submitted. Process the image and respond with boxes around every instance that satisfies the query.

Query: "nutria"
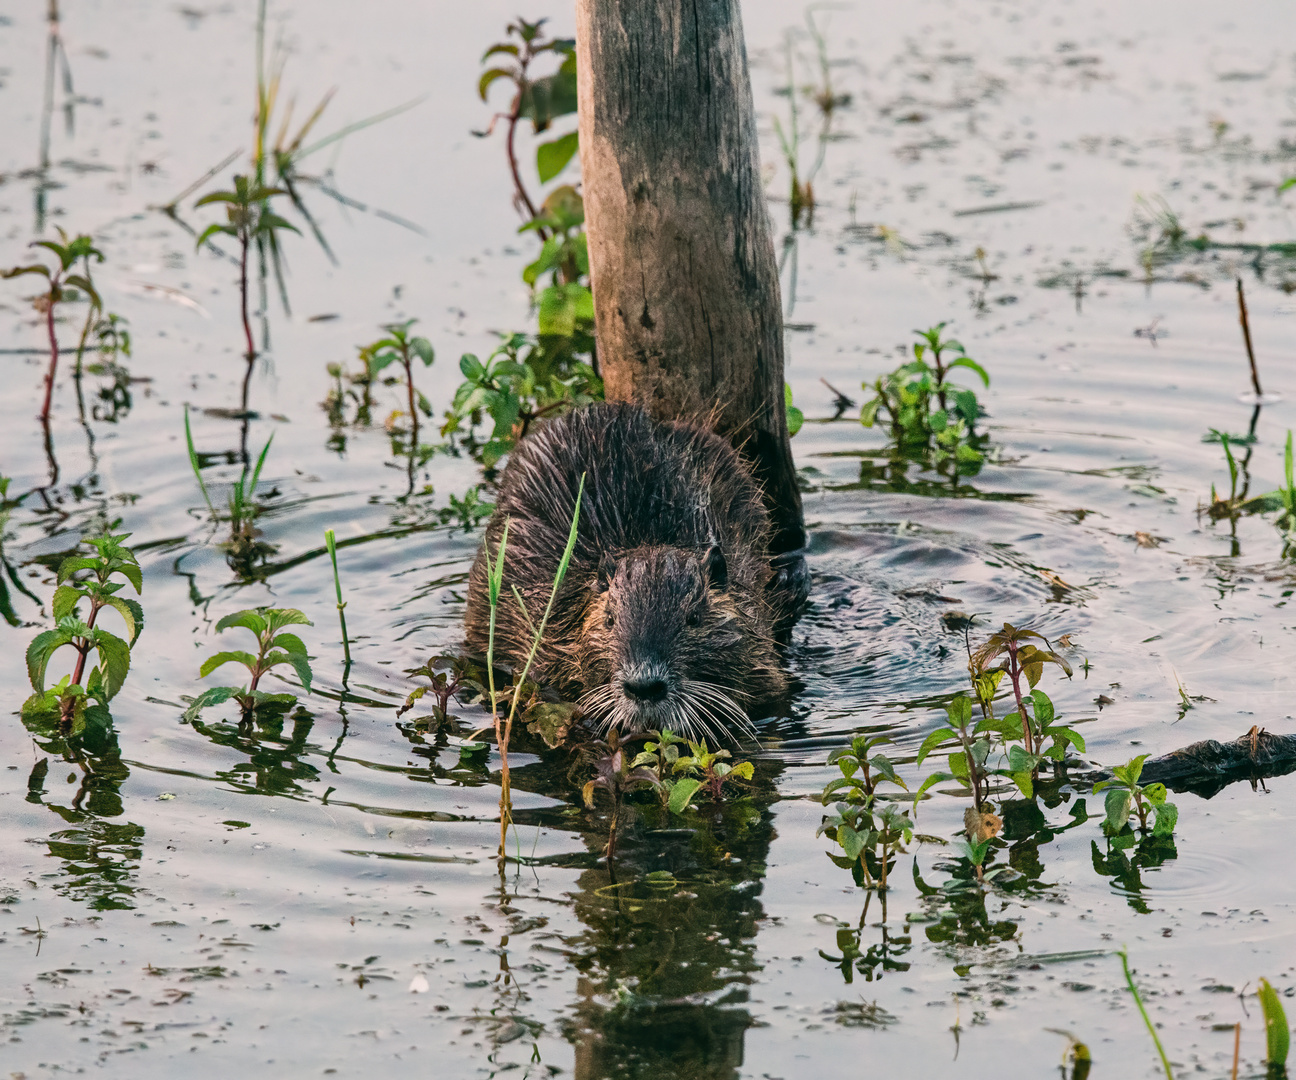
[463,402,787,742]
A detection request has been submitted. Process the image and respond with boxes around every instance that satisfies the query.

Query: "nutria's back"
[464,403,786,740]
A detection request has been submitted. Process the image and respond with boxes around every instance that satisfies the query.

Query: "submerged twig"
[1236,277,1263,399]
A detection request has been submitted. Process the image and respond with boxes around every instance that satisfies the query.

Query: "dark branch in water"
[1236,277,1263,398]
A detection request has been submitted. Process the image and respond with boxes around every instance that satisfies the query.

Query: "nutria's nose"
[623,676,669,703]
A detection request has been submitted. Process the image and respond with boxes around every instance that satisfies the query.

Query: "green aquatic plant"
[23,533,143,731]
[860,323,990,472]
[1093,755,1178,837]
[443,332,601,466]
[357,320,435,489]
[457,17,598,461]
[183,607,313,723]
[184,409,277,569]
[194,175,300,414]
[398,654,478,729]
[2,227,103,422]
[818,735,911,890]
[439,486,494,531]
[477,17,578,227]
[631,731,755,813]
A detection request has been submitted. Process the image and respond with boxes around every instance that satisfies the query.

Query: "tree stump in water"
[574,0,806,569]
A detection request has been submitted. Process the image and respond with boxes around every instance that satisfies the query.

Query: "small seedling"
[860,323,990,471]
[23,533,143,731]
[583,730,660,857]
[632,733,755,813]
[184,409,276,554]
[2,228,103,422]
[439,486,494,531]
[183,607,313,723]
[1093,755,1178,837]
[358,320,435,487]
[818,735,911,890]
[397,654,480,727]
[194,175,300,414]
[477,17,578,226]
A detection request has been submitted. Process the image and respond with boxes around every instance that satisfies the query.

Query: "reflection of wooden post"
[574,0,806,559]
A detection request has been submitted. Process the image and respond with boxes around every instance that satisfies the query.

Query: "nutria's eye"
[604,610,615,628]
[686,611,701,627]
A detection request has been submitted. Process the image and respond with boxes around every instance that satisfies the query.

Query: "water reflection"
[1090,833,1178,915]
[190,707,322,797]
[23,710,141,911]
[565,800,775,1080]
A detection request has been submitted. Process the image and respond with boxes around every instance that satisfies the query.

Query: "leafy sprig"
[24,533,143,730]
[183,607,313,722]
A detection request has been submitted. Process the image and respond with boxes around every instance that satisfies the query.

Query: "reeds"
[481,475,584,855]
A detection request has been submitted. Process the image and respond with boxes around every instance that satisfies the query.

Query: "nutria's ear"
[703,545,728,590]
[594,553,618,593]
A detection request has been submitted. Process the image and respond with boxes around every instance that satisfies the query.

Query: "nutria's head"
[576,544,757,743]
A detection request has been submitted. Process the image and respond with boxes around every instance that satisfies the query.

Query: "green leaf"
[1029,689,1054,726]
[121,598,145,646]
[52,585,82,621]
[868,754,907,791]
[536,130,579,183]
[1141,782,1168,807]
[1006,745,1044,774]
[56,555,99,583]
[99,596,141,644]
[181,685,241,723]
[269,632,308,658]
[946,355,990,387]
[478,66,515,101]
[729,761,754,781]
[1151,801,1178,837]
[411,337,434,367]
[838,823,866,862]
[946,696,973,727]
[948,751,970,780]
[196,222,237,249]
[912,771,954,808]
[92,629,131,699]
[1259,978,1290,1068]
[26,629,74,693]
[1010,771,1033,799]
[1124,753,1148,787]
[1103,788,1133,833]
[1045,725,1086,754]
[216,609,267,637]
[284,650,314,695]
[668,777,703,814]
[199,651,258,678]
[264,609,311,634]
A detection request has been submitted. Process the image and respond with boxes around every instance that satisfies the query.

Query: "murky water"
[3,1,1296,1076]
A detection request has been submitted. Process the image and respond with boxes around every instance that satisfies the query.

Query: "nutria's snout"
[619,665,671,704]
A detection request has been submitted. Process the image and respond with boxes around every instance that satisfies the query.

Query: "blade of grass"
[184,406,215,516]
[1119,948,1174,1080]
[324,528,351,668]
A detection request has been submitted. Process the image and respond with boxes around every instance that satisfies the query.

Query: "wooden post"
[574,0,806,560]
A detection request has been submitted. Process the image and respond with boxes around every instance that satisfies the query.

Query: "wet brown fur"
[464,403,786,739]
